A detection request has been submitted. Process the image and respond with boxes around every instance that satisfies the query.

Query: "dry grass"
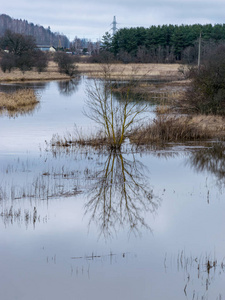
[129,115,215,146]
[0,61,183,82]
[50,130,110,150]
[0,61,70,82]
[0,89,39,116]
[77,63,182,81]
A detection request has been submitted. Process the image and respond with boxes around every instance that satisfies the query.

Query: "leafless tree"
[84,64,148,150]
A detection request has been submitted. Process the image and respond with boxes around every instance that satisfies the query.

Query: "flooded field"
[0,78,225,300]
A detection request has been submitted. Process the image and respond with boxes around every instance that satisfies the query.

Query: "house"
[36,45,56,52]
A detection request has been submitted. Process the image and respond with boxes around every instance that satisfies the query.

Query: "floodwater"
[0,78,225,300]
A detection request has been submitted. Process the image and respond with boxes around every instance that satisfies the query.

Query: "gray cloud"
[1,0,225,41]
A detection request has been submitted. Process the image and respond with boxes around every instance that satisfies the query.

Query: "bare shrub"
[84,67,148,150]
[33,50,48,73]
[0,52,15,72]
[183,45,225,115]
[54,52,78,77]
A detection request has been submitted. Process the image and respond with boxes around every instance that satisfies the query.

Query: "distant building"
[37,45,56,52]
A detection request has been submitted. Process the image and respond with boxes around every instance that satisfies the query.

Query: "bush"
[0,52,15,72]
[54,52,77,76]
[184,45,225,115]
[33,50,48,73]
[88,50,115,63]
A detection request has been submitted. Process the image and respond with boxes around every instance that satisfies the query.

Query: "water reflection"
[0,101,40,118]
[0,205,48,228]
[0,81,49,93]
[0,149,160,236]
[57,77,81,96]
[165,250,224,300]
[188,143,225,183]
[84,150,160,238]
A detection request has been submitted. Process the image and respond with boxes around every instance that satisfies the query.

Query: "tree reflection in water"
[84,150,160,238]
[57,77,81,96]
[188,142,225,182]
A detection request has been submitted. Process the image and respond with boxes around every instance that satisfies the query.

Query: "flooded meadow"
[0,78,225,300]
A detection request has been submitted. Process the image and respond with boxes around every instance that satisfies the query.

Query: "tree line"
[0,14,69,48]
[100,24,225,63]
[0,30,77,76]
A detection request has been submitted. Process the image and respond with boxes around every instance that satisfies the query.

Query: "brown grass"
[0,89,39,116]
[77,63,182,81]
[0,61,70,82]
[0,61,183,82]
[129,115,215,146]
[50,130,110,150]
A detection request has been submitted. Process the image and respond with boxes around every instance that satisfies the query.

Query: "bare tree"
[84,65,148,150]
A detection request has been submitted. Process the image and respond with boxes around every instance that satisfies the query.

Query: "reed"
[0,89,39,115]
[50,130,109,150]
[129,115,213,146]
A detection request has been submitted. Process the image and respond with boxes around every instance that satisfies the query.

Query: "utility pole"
[111,16,117,35]
[198,31,201,72]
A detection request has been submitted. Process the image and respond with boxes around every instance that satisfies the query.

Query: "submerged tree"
[84,65,148,150]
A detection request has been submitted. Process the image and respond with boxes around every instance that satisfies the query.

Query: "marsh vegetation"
[0,88,39,116]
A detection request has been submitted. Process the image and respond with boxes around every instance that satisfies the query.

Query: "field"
[0,61,183,82]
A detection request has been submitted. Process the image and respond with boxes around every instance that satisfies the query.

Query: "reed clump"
[0,89,39,115]
[50,130,110,150]
[129,115,213,146]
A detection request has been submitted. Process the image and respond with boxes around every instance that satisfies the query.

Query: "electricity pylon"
[111,16,117,35]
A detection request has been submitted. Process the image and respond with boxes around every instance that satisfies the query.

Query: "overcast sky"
[1,0,225,41]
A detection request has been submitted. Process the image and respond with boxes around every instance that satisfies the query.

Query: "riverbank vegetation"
[129,115,220,146]
[0,89,39,116]
[182,45,225,115]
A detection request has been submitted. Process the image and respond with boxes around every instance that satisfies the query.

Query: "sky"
[1,0,225,42]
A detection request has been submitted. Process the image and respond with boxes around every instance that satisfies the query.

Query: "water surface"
[0,79,224,300]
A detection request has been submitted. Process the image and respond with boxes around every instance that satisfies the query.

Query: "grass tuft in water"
[0,88,39,116]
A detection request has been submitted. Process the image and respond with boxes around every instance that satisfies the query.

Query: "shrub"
[0,31,49,73]
[54,52,77,76]
[0,52,15,72]
[33,50,48,73]
[184,45,225,115]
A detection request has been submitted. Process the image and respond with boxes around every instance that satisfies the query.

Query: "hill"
[0,14,70,48]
